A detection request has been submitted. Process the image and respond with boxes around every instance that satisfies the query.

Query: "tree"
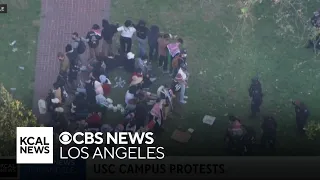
[305,121,320,140]
[0,84,37,156]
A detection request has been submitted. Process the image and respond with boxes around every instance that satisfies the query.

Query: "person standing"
[135,20,149,58]
[158,33,170,73]
[101,19,118,57]
[248,77,263,118]
[174,64,188,104]
[292,100,310,134]
[117,20,136,53]
[261,116,277,149]
[57,52,70,79]
[86,24,102,62]
[65,44,80,90]
[148,25,160,61]
[167,38,183,75]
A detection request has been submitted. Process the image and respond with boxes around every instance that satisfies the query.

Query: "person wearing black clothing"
[292,100,310,134]
[65,44,79,66]
[148,25,160,61]
[135,101,148,130]
[261,116,277,149]
[248,77,263,118]
[86,24,102,61]
[85,78,96,105]
[65,44,80,89]
[135,20,149,58]
[101,19,118,57]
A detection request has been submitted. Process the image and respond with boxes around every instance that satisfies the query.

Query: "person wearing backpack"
[71,32,87,62]
[72,32,87,54]
[86,24,102,62]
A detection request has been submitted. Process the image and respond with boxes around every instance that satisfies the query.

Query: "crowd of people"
[37,15,315,155]
[40,19,189,137]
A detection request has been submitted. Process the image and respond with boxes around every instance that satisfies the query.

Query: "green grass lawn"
[108,0,320,155]
[0,0,40,107]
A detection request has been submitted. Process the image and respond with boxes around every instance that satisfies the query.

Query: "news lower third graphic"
[0,158,18,179]
[16,127,165,164]
[0,4,7,13]
[19,159,86,180]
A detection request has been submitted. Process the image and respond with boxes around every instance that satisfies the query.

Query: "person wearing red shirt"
[87,112,102,128]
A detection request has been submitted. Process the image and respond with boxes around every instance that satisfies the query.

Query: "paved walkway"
[33,0,110,124]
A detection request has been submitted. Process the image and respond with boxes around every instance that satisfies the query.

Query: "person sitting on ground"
[114,124,125,133]
[125,52,136,73]
[96,93,112,108]
[101,124,114,133]
[94,79,104,95]
[135,85,158,105]
[125,120,137,132]
[125,84,139,111]
[86,57,108,77]
[71,92,89,121]
[86,111,102,130]
[131,68,156,89]
[99,75,112,97]
[135,55,149,74]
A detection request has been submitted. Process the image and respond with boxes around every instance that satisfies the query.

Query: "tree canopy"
[0,84,37,156]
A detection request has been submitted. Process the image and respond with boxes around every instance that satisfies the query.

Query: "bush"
[0,84,37,156]
[305,121,320,140]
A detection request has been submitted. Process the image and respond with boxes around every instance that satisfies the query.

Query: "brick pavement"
[33,0,110,124]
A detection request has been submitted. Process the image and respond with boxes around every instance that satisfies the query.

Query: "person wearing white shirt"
[174,64,188,104]
[117,20,136,53]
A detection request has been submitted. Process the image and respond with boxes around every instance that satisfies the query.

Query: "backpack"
[77,40,86,54]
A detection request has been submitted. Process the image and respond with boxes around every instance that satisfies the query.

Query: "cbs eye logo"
[59,132,72,145]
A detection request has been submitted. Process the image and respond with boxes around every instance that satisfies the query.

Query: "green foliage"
[305,121,320,140]
[0,84,37,156]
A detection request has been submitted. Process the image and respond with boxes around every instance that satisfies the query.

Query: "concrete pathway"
[33,0,110,124]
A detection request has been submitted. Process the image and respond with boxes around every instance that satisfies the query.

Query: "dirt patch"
[7,0,29,9]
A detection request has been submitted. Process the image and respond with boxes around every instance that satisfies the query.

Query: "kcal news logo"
[16,127,53,164]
